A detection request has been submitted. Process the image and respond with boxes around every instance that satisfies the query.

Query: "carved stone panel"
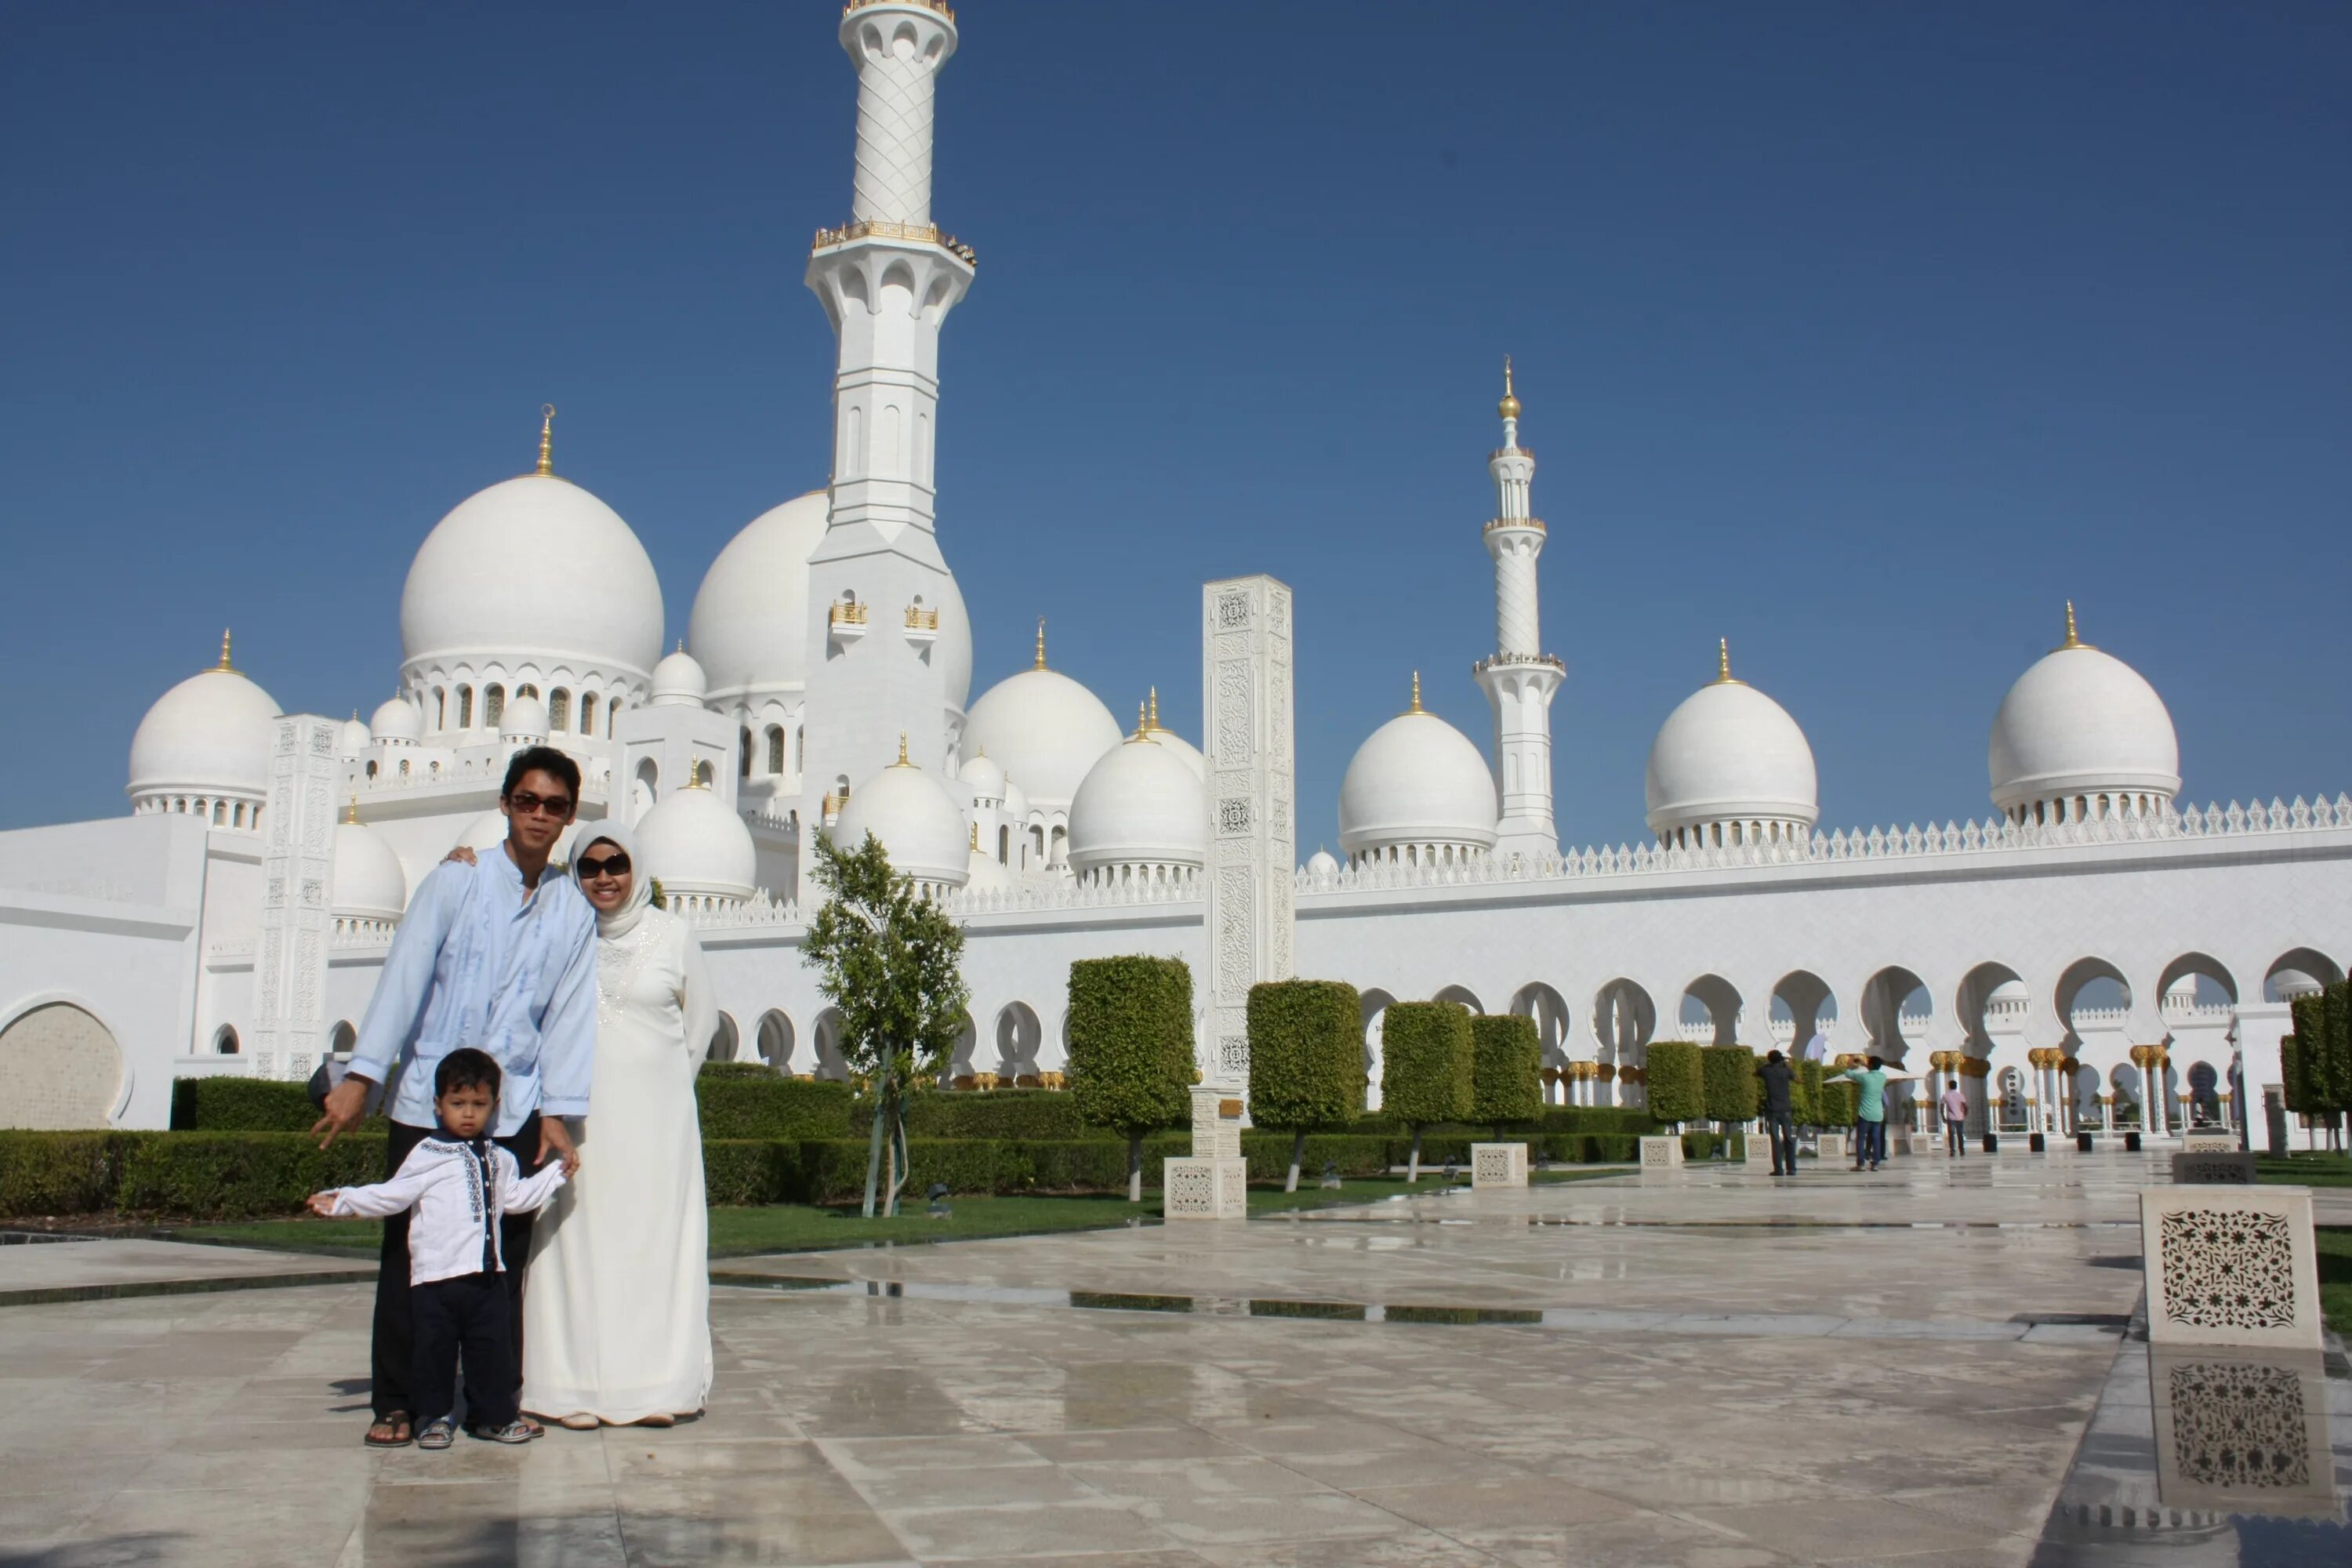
[2140,1188,2323,1348]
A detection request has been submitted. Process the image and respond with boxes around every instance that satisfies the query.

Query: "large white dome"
[331,812,408,921]
[633,783,757,902]
[960,655,1123,808]
[1068,733,1207,880]
[400,473,663,680]
[689,491,975,710]
[126,641,281,807]
[1989,609,2179,822]
[834,753,971,888]
[1645,648,1819,843]
[1337,685,1498,862]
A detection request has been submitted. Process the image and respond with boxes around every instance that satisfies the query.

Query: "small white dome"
[400,473,662,681]
[1989,611,2179,821]
[960,661,1123,808]
[1306,848,1341,877]
[959,750,1007,803]
[338,714,372,760]
[1143,722,1206,781]
[1337,691,1498,861]
[688,491,974,711]
[1644,653,1819,841]
[2270,968,2325,1000]
[834,755,971,888]
[651,646,708,706]
[499,693,549,740]
[127,645,281,806]
[370,695,424,744]
[633,783,757,902]
[331,813,408,921]
[1987,978,2029,1005]
[1068,734,1207,877]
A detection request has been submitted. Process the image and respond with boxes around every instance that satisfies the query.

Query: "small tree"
[1248,980,1363,1192]
[1381,1001,1472,1181]
[1068,955,1195,1201]
[800,830,970,1218]
[1702,1046,1759,1135]
[1794,1056,1824,1130]
[2325,982,2352,1151]
[1468,1014,1542,1138]
[1644,1041,1705,1129]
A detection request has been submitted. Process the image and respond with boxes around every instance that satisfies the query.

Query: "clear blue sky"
[3,2,2344,848]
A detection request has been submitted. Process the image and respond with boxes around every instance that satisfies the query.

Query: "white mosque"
[2,1,2346,1152]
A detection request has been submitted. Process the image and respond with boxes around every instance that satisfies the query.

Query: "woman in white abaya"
[521,818,714,1428]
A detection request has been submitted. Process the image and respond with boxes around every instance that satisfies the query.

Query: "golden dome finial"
[1134,699,1150,739]
[2060,601,2083,649]
[1033,616,1047,670]
[895,731,911,767]
[1712,637,1736,684]
[1408,670,1424,713]
[1146,686,1161,731]
[970,822,979,850]
[535,405,556,476]
[1497,355,1520,422]
[216,629,235,673]
[343,794,361,826]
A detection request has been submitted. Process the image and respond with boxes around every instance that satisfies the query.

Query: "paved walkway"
[0,1154,2337,1566]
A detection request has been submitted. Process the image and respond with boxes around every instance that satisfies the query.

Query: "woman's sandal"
[557,1413,599,1431]
[364,1411,413,1448]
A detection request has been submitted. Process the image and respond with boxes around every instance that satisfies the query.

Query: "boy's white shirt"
[326,1137,567,1285]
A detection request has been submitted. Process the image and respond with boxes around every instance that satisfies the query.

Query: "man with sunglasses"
[313,745,597,1448]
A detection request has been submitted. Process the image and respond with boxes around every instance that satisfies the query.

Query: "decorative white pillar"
[1200,575,1296,1091]
[1473,361,1563,862]
[799,0,975,899]
[251,715,342,1081]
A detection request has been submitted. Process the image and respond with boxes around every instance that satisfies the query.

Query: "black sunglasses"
[576,851,632,879]
[506,790,574,818]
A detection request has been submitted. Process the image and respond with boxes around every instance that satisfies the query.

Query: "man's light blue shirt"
[350,840,597,1136]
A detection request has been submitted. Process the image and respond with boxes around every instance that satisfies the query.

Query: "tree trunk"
[1126,1132,1143,1203]
[861,1039,897,1219]
[1407,1127,1423,1183]
[1285,1129,1305,1193]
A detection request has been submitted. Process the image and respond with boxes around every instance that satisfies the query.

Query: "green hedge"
[0,1131,389,1221]
[899,1087,1093,1141]
[169,1077,321,1132]
[1795,1058,1824,1127]
[1247,980,1363,1133]
[1701,1046,1758,1125]
[697,1068,858,1139]
[1381,1002,1472,1128]
[2287,995,2323,1115]
[1068,956,1196,1136]
[1820,1078,1860,1126]
[1468,1014,1543,1129]
[1644,1042,1705,1125]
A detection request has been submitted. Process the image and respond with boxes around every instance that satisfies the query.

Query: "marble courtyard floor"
[2,1153,2343,1566]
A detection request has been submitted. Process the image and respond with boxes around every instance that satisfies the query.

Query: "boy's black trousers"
[370,1112,544,1422]
[410,1271,518,1427]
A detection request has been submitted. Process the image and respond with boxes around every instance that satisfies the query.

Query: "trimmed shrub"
[696,1068,858,1140]
[1795,1058,1824,1128]
[901,1088,1092,1142]
[1468,1014,1543,1132]
[2286,995,2324,1116]
[1380,1002,1472,1180]
[0,1131,131,1215]
[170,1076,337,1132]
[2323,983,2352,1116]
[1249,980,1364,1189]
[116,1134,387,1220]
[1701,1046,1759,1127]
[1643,1042,1705,1127]
[1820,1077,1859,1127]
[1067,956,1196,1199]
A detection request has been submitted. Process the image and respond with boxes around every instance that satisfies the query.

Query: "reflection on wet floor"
[2032,1340,2351,1564]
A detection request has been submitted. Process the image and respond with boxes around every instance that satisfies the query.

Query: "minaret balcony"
[904,604,940,646]
[811,220,978,267]
[828,601,869,646]
[1482,517,1545,535]
[1473,653,1566,674]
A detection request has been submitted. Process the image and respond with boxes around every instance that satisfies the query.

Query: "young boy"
[310,1049,568,1449]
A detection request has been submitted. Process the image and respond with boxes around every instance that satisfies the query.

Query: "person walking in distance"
[1758,1050,1798,1176]
[1940,1076,1970,1156]
[312,746,596,1448]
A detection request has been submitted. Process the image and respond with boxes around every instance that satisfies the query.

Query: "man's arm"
[314,864,463,1147]
[535,905,598,1120]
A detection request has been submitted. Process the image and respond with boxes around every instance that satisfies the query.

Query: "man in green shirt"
[1831,1057,1890,1171]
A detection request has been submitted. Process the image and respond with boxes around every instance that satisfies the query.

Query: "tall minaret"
[797,2,977,893]
[1473,359,1564,860]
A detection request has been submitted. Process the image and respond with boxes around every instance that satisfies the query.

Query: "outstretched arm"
[498,1149,570,1215]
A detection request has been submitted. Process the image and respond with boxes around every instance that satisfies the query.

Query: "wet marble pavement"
[0,1153,2339,1566]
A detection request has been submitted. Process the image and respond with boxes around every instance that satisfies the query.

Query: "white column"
[251,716,342,1082]
[1475,363,1563,861]
[1201,575,1296,1092]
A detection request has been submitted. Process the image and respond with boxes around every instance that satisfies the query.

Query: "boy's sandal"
[364,1411,413,1448]
[466,1420,539,1445]
[417,1417,458,1450]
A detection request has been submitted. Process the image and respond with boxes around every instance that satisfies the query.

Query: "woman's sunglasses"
[577,851,631,880]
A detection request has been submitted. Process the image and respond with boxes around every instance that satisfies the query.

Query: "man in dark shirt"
[1759,1050,1798,1175]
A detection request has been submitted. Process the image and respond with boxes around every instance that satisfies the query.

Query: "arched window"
[457,686,474,728]
[739,728,753,778]
[766,726,785,774]
[548,689,570,731]
[397,759,410,778]
[213,1025,240,1055]
[608,698,623,725]
[516,684,538,702]
[579,692,597,736]
[434,688,447,729]
[484,684,505,727]
[998,825,1010,864]
[794,725,804,771]
[365,760,378,779]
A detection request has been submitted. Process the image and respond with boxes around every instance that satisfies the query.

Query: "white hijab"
[572,818,655,940]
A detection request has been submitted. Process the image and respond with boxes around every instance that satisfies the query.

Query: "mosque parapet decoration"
[1294,793,2352,894]
[1472,653,1566,674]
[1482,517,1546,535]
[810,220,977,267]
[842,0,954,22]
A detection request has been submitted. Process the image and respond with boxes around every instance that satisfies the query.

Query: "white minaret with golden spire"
[798,1,977,898]
[1473,359,1564,861]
